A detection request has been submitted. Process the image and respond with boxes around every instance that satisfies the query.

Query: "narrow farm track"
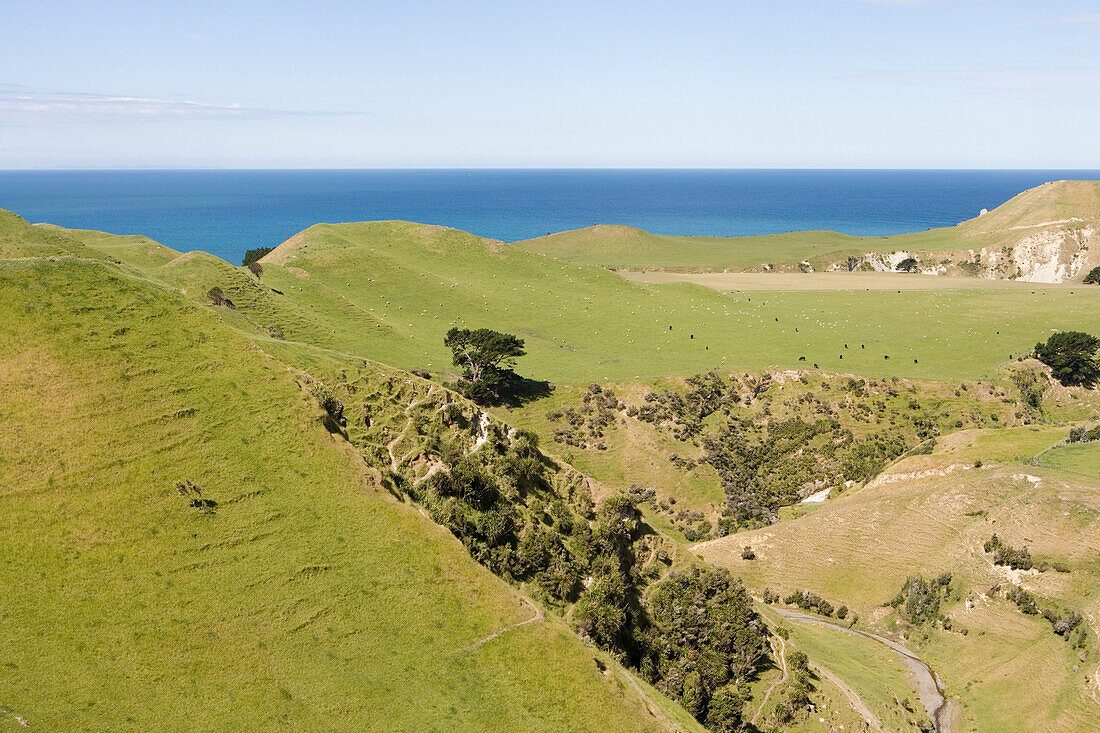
[752,634,788,725]
[814,664,885,733]
[771,607,953,733]
[457,596,545,653]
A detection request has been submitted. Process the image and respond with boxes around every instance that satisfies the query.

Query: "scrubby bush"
[1068,425,1100,443]
[784,589,834,617]
[984,534,1033,570]
[889,574,951,626]
[1010,368,1048,411]
[645,567,768,730]
[206,286,234,308]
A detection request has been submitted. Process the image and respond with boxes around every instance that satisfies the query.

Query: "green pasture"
[0,256,689,733]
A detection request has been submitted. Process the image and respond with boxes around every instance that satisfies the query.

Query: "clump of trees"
[444,327,528,403]
[783,589,835,617]
[242,247,273,267]
[1083,265,1100,285]
[1068,425,1100,443]
[1034,331,1100,387]
[888,573,952,626]
[644,567,769,731]
[984,534,1033,570]
[1000,585,1087,645]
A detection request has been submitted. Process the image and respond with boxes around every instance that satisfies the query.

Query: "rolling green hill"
[0,231,700,731]
[237,219,1100,385]
[4,188,1100,732]
[515,180,1100,276]
[19,211,1093,386]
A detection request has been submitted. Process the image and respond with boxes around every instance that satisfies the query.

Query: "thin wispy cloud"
[0,84,360,122]
[1024,13,1100,26]
[856,65,1100,104]
[850,0,942,6]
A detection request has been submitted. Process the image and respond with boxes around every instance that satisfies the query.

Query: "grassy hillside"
[0,252,699,732]
[692,427,1100,731]
[32,211,1097,385]
[5,200,1100,731]
[515,180,1100,273]
[236,220,1100,384]
[42,223,181,270]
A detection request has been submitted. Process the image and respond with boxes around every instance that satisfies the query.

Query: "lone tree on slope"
[445,327,526,399]
[895,257,918,273]
[1035,330,1100,387]
[1083,266,1100,285]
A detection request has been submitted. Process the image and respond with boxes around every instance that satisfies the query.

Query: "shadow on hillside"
[496,375,554,407]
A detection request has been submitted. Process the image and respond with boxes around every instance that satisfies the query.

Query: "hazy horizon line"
[3,166,1100,173]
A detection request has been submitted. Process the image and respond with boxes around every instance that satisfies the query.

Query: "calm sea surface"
[1,169,1096,264]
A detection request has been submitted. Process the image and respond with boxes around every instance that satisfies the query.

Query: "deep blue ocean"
[1,169,1097,264]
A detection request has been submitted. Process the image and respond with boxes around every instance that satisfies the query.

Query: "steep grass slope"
[0,255,696,732]
[516,181,1100,279]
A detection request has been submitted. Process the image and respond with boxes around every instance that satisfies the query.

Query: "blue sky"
[2,0,1099,168]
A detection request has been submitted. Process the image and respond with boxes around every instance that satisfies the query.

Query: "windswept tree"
[1035,331,1100,387]
[895,257,918,273]
[445,327,526,384]
[1084,266,1100,285]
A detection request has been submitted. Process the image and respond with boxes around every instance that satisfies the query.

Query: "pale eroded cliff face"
[830,223,1096,283]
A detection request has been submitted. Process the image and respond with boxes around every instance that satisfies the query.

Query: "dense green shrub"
[771,649,813,725]
[645,567,769,730]
[1035,331,1100,387]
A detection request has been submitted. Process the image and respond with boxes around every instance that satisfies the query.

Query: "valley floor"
[619,270,1080,291]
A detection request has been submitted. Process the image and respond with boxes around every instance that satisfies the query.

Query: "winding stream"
[770,606,953,733]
